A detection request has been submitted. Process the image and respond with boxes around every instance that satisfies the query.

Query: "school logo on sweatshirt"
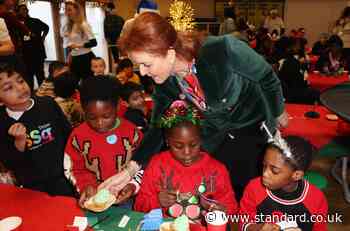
[26,123,55,150]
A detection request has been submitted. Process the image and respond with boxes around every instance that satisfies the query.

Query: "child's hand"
[115,183,136,204]
[8,123,27,139]
[8,123,27,152]
[79,185,97,208]
[205,202,226,212]
[248,223,280,231]
[259,223,280,231]
[158,190,177,208]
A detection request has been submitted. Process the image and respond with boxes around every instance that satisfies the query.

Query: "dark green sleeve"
[131,88,168,166]
[132,78,180,166]
[259,69,285,119]
[224,35,285,119]
[131,124,164,166]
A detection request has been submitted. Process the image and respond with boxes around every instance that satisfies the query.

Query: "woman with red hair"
[102,12,287,201]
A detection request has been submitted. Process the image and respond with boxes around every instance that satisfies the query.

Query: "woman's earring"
[168,49,176,67]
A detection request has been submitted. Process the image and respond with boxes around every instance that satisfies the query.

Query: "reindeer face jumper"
[64,117,142,193]
[134,151,238,216]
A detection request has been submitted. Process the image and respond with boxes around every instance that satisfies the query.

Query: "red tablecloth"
[308,72,349,92]
[282,104,339,149]
[0,184,84,231]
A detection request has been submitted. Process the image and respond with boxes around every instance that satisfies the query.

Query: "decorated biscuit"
[84,189,116,212]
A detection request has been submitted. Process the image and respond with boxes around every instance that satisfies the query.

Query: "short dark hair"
[80,76,121,108]
[48,61,67,78]
[120,82,142,102]
[107,2,115,9]
[116,58,133,74]
[0,62,25,77]
[327,34,343,48]
[53,72,78,98]
[267,136,315,171]
[165,120,201,139]
[91,57,105,63]
[16,4,27,12]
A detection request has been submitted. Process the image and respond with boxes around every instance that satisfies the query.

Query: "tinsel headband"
[261,122,294,161]
[159,100,201,129]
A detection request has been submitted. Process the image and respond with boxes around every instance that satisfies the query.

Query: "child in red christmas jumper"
[134,100,238,224]
[239,125,328,231]
[63,77,143,208]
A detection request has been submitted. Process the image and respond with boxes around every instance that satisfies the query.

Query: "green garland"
[158,104,201,129]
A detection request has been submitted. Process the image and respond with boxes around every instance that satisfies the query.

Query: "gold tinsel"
[169,0,195,32]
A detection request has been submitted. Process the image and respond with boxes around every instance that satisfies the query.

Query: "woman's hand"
[8,123,27,152]
[78,185,97,208]
[98,161,140,194]
[158,190,177,208]
[116,183,136,204]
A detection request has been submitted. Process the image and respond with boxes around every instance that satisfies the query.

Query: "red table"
[0,184,208,230]
[0,184,84,231]
[282,104,339,149]
[308,72,349,92]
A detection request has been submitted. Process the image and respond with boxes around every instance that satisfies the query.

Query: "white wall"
[284,0,348,45]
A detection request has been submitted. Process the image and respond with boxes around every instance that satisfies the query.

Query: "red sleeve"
[63,128,98,193]
[213,164,238,215]
[305,186,328,231]
[134,156,160,213]
[312,194,328,231]
[239,179,261,231]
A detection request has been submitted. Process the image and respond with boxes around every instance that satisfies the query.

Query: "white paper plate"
[0,216,22,231]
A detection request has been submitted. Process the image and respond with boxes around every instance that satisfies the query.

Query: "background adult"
[17,4,49,90]
[103,2,124,63]
[61,0,96,82]
[333,6,350,70]
[264,8,285,36]
[219,6,236,35]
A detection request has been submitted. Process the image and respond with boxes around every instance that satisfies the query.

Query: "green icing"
[173,215,189,231]
[188,195,199,204]
[94,189,111,204]
[198,184,206,194]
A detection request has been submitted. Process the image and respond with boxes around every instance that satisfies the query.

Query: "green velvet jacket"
[133,35,284,164]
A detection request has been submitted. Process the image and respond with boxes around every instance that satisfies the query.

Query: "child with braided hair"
[239,125,328,231]
[134,100,238,225]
